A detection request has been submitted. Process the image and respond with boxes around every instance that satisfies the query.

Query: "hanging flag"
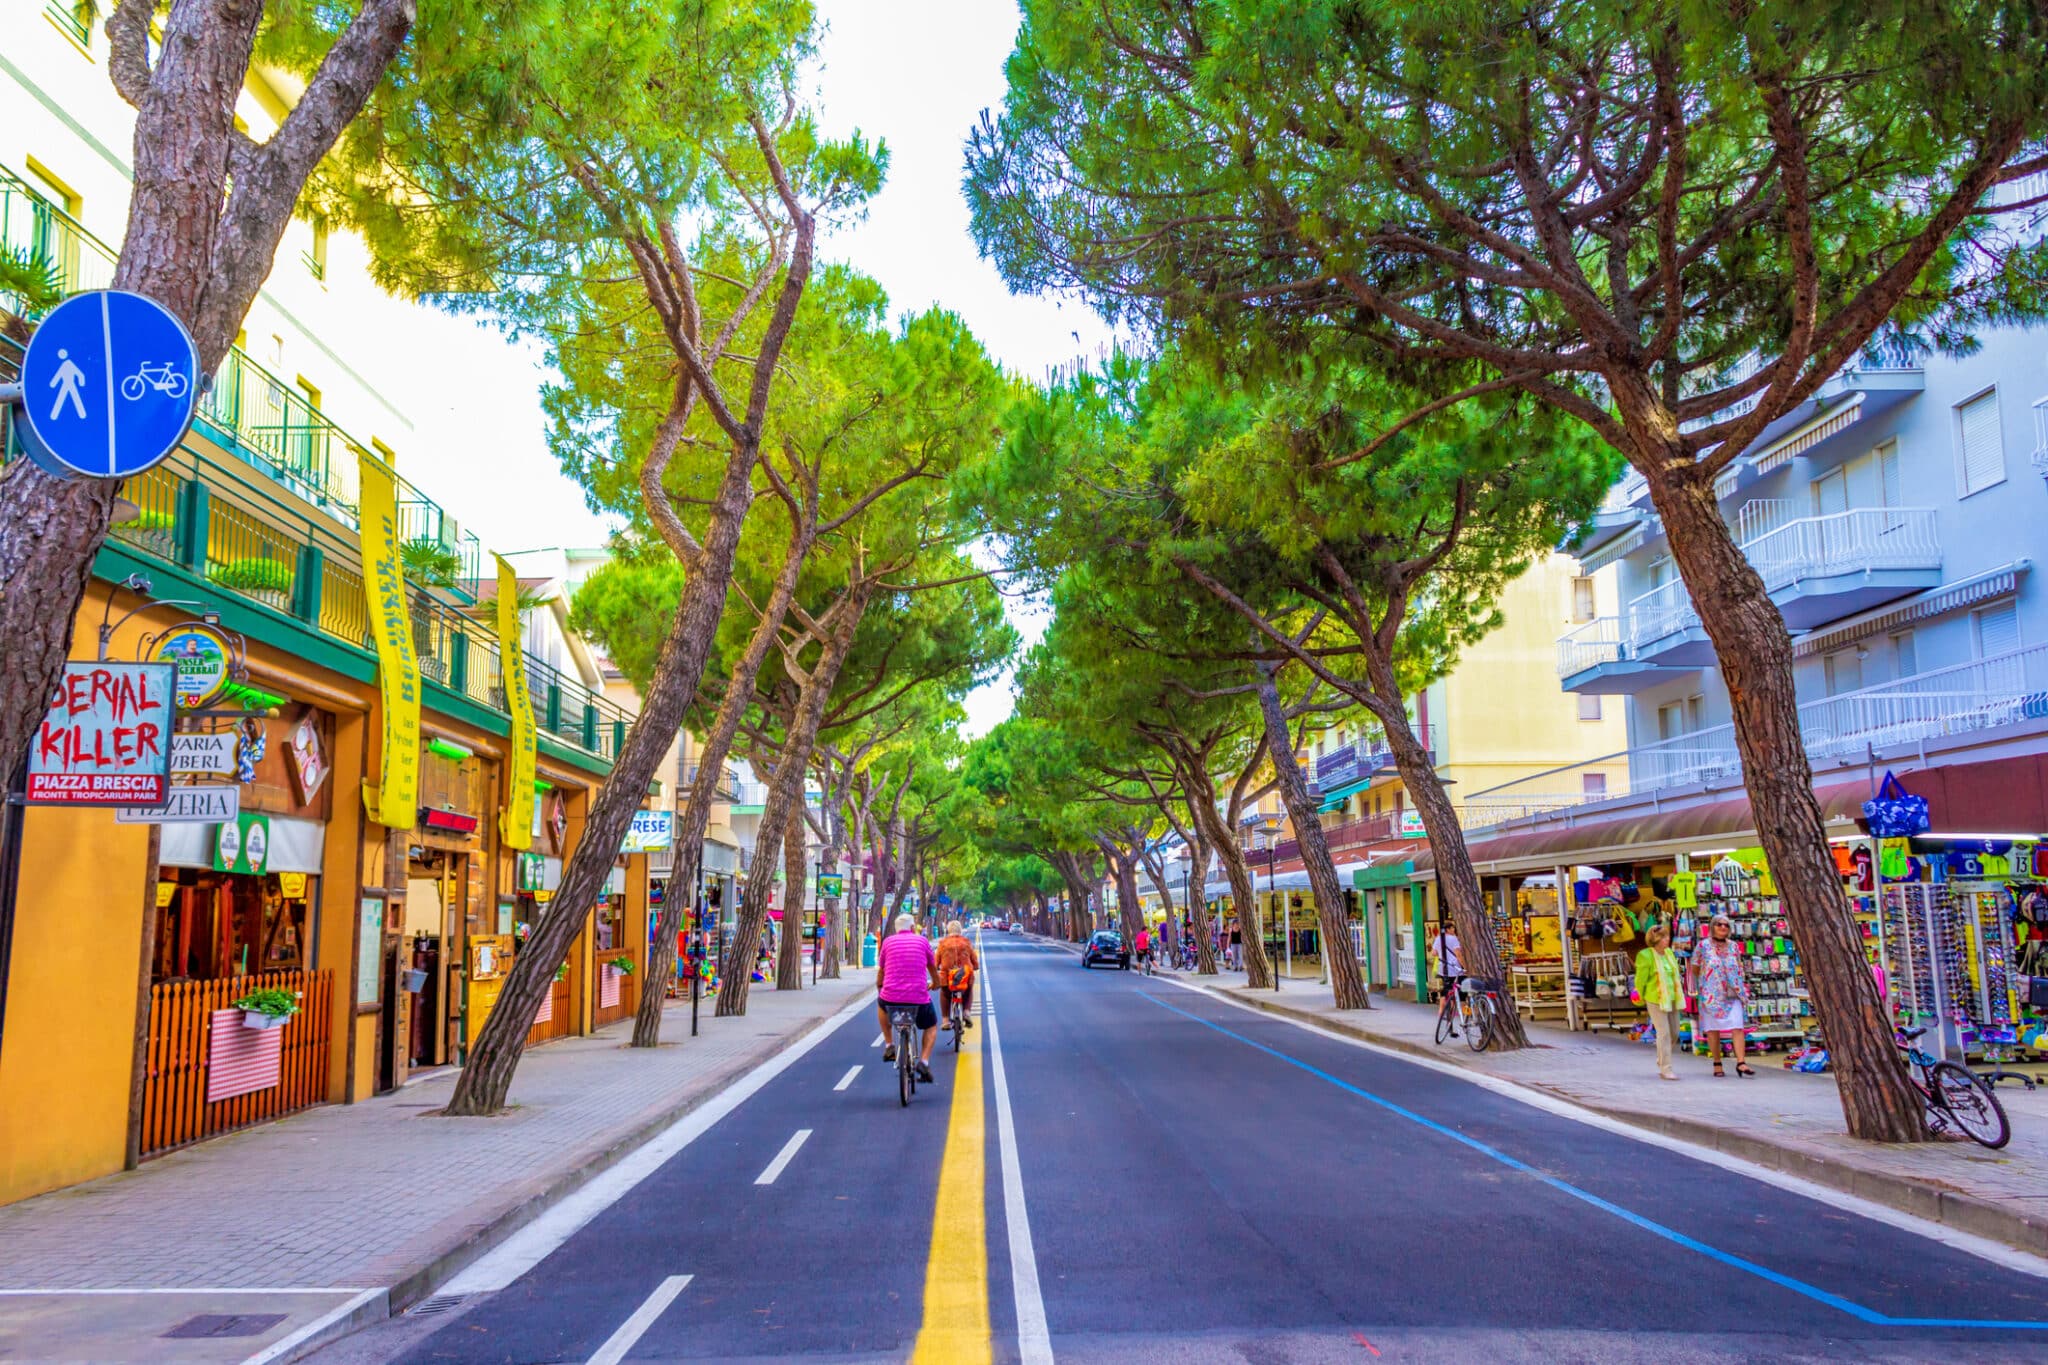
[358,451,420,828]
[497,554,537,849]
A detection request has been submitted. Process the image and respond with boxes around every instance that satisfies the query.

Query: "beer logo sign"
[153,625,232,710]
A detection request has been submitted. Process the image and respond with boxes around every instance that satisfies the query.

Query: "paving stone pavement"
[1173,964,2048,1250]
[0,970,873,1294]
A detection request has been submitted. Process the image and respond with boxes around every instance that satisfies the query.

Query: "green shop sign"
[214,812,272,875]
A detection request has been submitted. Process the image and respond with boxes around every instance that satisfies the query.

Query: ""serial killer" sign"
[29,662,176,805]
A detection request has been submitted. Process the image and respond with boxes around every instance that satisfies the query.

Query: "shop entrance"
[402,849,478,1071]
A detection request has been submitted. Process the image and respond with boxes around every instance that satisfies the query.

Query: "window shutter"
[1976,601,2019,658]
[1958,392,2005,496]
[1878,441,1901,508]
[1577,693,1603,721]
[1811,468,1848,515]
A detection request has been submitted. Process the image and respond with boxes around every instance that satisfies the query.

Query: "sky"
[382,0,1109,737]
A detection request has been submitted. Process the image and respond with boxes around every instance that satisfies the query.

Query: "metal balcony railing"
[0,168,483,600]
[1467,642,2048,828]
[1557,616,1625,678]
[1618,507,1941,653]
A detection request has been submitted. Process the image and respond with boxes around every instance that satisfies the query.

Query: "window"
[304,216,329,281]
[1955,390,2006,497]
[1687,694,1705,732]
[1649,556,1675,590]
[1975,600,2020,658]
[1891,631,1917,680]
[1824,648,1864,697]
[1811,466,1849,516]
[1657,701,1685,742]
[1582,773,1607,797]
[1877,440,1902,508]
[1571,575,1596,622]
[1577,693,1603,721]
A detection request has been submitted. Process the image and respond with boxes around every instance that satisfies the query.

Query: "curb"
[1192,981,2048,1259]
[268,987,863,1363]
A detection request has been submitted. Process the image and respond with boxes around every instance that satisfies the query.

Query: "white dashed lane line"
[834,1065,862,1091]
[753,1129,812,1186]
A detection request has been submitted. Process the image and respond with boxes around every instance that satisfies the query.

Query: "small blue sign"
[18,290,200,479]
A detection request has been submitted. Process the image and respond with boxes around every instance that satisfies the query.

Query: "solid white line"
[1157,973,2048,1282]
[585,1274,692,1365]
[834,1065,862,1091]
[981,961,1055,1365]
[441,990,871,1294]
[238,1287,385,1365]
[753,1129,812,1185]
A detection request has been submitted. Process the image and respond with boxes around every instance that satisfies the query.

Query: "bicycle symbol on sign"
[120,361,190,402]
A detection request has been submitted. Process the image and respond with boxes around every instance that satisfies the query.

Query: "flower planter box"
[239,1008,293,1031]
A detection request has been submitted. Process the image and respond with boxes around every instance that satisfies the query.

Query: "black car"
[1082,930,1129,970]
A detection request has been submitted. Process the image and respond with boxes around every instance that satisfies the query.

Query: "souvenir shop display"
[1683,860,1807,1056]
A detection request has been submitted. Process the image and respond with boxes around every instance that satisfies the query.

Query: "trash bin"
[861,933,878,968]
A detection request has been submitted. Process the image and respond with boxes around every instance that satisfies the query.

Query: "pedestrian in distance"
[1634,923,1683,1082]
[1689,912,1753,1077]
[1431,919,1463,1002]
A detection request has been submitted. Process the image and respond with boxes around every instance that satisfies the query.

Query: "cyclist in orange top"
[935,919,979,1029]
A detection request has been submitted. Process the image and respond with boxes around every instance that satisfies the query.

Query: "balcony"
[0,176,628,765]
[1557,615,1686,694]
[1310,739,1434,810]
[1471,642,2048,828]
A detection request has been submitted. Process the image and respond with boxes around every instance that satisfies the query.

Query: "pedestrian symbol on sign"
[48,349,87,420]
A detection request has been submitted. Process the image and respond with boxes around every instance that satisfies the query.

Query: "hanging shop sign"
[168,731,237,777]
[515,851,547,893]
[546,791,569,854]
[116,784,239,825]
[15,290,200,480]
[286,709,330,803]
[818,874,845,898]
[622,809,673,853]
[496,555,538,850]
[358,450,420,829]
[151,624,234,710]
[277,871,308,898]
[28,661,175,805]
[419,806,481,836]
[1400,809,1427,839]
[214,812,273,875]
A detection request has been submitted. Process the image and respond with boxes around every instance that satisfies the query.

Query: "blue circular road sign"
[18,290,201,480]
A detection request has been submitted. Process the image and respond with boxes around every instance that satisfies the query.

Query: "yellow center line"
[910,1015,991,1365]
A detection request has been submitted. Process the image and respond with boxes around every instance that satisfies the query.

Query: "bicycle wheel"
[898,1026,913,1106]
[952,1008,963,1052]
[1434,994,1458,1045]
[1929,1061,2010,1149]
[1465,991,1496,1053]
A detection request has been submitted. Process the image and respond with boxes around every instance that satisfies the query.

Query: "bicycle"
[1899,1025,2010,1148]
[947,992,966,1053]
[1433,976,1503,1052]
[119,361,189,402]
[888,1005,920,1106]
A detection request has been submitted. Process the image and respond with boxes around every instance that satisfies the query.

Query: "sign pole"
[0,761,28,1067]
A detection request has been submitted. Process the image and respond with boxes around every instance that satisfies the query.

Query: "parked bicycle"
[1898,1025,2010,1149]
[889,1005,921,1106]
[1434,975,1505,1053]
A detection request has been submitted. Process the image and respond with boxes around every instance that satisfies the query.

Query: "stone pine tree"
[335,0,879,1113]
[0,0,414,849]
[969,0,2048,1138]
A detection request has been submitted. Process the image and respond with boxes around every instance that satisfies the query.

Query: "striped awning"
[1792,561,2031,657]
[1578,521,1651,574]
[1750,395,1865,477]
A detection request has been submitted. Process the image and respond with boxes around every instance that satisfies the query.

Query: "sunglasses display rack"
[1879,883,1975,1062]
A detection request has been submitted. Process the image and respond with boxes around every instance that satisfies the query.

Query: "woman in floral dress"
[1689,913,1753,1076]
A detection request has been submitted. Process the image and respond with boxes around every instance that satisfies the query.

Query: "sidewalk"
[0,969,872,1362]
[1167,964,2048,1256]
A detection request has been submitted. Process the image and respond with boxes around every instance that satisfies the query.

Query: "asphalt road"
[316,933,2048,1364]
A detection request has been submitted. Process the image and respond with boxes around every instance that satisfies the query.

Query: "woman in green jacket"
[1634,924,1683,1081]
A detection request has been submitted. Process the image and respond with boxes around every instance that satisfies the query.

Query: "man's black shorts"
[880,997,938,1031]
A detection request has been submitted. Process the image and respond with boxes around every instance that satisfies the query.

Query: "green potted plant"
[606,954,635,976]
[554,962,570,983]
[209,557,295,610]
[401,538,462,683]
[230,986,300,1031]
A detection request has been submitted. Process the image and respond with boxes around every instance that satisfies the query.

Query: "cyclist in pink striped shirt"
[875,914,939,1082]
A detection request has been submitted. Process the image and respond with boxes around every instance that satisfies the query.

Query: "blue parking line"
[1141,989,2048,1332]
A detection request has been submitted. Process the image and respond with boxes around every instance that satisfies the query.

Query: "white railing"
[2032,396,2048,479]
[1742,506,1941,590]
[1619,508,1941,653]
[1469,643,2048,829]
[1557,616,1625,678]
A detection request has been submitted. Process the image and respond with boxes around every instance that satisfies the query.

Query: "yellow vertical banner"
[359,451,420,828]
[497,555,536,850]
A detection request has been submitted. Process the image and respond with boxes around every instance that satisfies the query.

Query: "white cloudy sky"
[386,0,1109,737]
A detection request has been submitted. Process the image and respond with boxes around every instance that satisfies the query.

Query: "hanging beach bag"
[1863,771,1930,838]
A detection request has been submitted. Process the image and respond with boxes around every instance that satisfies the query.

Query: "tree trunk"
[720,769,793,1013]
[1110,846,1144,945]
[717,590,866,1016]
[0,0,412,866]
[1358,645,1528,1048]
[633,522,809,1045]
[447,439,756,1112]
[1647,461,1926,1140]
[1185,838,1218,974]
[1187,793,1271,987]
[1140,854,1179,963]
[777,810,806,989]
[1255,667,1370,1009]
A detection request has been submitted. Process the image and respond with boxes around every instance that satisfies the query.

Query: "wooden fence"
[141,968,332,1158]
[526,976,573,1046]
